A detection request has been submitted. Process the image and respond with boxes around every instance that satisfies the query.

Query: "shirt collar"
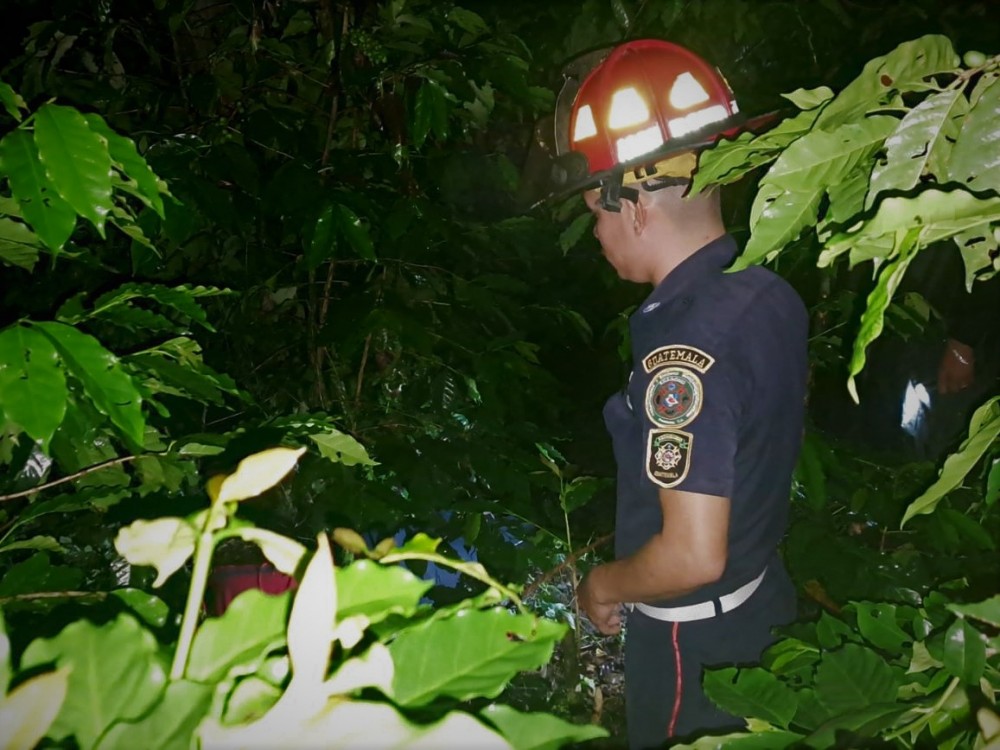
[634,234,737,316]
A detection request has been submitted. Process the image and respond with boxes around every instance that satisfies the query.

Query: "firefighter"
[544,40,809,747]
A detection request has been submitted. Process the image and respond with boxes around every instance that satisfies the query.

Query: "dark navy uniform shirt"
[603,234,808,608]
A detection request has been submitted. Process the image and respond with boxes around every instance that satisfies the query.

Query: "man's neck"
[649,228,726,286]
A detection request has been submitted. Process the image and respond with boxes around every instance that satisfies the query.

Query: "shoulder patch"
[642,345,714,374]
[644,367,703,428]
[646,429,692,488]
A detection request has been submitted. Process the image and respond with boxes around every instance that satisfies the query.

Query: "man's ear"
[630,193,649,235]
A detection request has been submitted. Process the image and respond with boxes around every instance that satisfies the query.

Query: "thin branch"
[522,533,613,601]
[0,590,107,605]
[0,456,140,503]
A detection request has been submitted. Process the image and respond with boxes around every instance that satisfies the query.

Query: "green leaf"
[868,89,967,205]
[389,608,564,706]
[0,324,67,449]
[943,618,986,684]
[93,680,211,750]
[447,7,489,38]
[825,166,872,225]
[0,80,27,121]
[33,321,145,448]
[188,589,290,683]
[311,429,377,466]
[703,667,798,728]
[854,602,911,652]
[110,589,169,628]
[324,644,395,696]
[735,184,824,269]
[949,76,1000,193]
[846,232,919,402]
[307,202,336,270]
[481,703,608,750]
[0,553,83,598]
[83,114,165,216]
[0,667,70,750]
[0,129,76,251]
[336,559,432,624]
[561,476,604,514]
[781,86,835,110]
[558,212,592,255]
[232,528,306,575]
[412,81,435,148]
[114,517,198,588]
[814,644,899,715]
[33,104,114,235]
[948,595,1000,627]
[817,35,959,128]
[803,702,910,749]
[902,397,1000,525]
[81,283,223,331]
[671,730,803,749]
[0,217,42,270]
[0,535,65,555]
[213,446,307,504]
[21,615,166,750]
[334,203,376,261]
[763,116,896,192]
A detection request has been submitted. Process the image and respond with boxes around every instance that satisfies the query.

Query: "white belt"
[627,567,767,623]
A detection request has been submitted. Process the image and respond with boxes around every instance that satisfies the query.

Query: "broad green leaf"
[21,615,166,750]
[803,703,910,749]
[80,283,223,331]
[481,703,608,750]
[948,595,1000,627]
[0,217,42,270]
[188,589,290,682]
[949,76,1000,193]
[334,203,376,261]
[846,232,919,402]
[814,644,899,715]
[0,324,67,449]
[213,446,307,504]
[0,535,65,554]
[83,114,165,216]
[287,534,336,685]
[867,89,966,206]
[232,527,306,575]
[943,618,986,684]
[735,184,823,269]
[0,130,76,251]
[94,680,211,750]
[0,667,70,750]
[389,608,564,706]
[33,104,113,235]
[703,667,798,728]
[816,35,959,128]
[448,7,489,38]
[307,202,336,270]
[110,589,169,628]
[781,86,835,110]
[825,166,871,225]
[222,675,281,725]
[762,116,896,192]
[336,559,432,623]
[561,476,605,513]
[854,602,911,652]
[0,80,26,121]
[34,322,145,447]
[0,552,83,598]
[671,730,803,749]
[412,81,435,148]
[558,212,592,255]
[114,517,197,587]
[901,397,1000,525]
[954,225,997,289]
[311,429,376,466]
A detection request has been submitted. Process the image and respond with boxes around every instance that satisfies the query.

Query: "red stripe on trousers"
[667,621,682,737]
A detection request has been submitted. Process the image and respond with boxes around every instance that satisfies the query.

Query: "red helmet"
[524,40,767,211]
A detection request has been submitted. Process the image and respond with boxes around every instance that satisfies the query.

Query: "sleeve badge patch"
[646,429,692,488]
[642,345,714,374]
[644,367,703,428]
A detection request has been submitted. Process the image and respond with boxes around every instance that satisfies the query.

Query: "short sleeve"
[630,342,741,498]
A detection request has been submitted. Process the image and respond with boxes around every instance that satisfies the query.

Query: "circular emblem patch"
[644,367,702,427]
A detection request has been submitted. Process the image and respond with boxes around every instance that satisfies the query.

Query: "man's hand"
[577,568,623,635]
[938,338,975,395]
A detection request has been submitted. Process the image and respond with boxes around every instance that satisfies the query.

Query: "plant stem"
[563,505,582,646]
[0,455,141,502]
[884,676,961,742]
[169,528,216,680]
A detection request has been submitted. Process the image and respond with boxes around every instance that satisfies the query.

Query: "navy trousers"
[623,563,797,749]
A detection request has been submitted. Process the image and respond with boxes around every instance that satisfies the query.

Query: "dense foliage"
[0,1,998,748]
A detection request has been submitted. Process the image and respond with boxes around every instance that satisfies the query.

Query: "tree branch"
[0,456,139,503]
[522,532,613,600]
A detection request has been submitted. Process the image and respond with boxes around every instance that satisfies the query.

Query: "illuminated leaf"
[311,429,376,466]
[214,446,307,504]
[84,113,166,216]
[943,618,986,684]
[0,668,70,750]
[950,76,1000,193]
[114,517,197,587]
